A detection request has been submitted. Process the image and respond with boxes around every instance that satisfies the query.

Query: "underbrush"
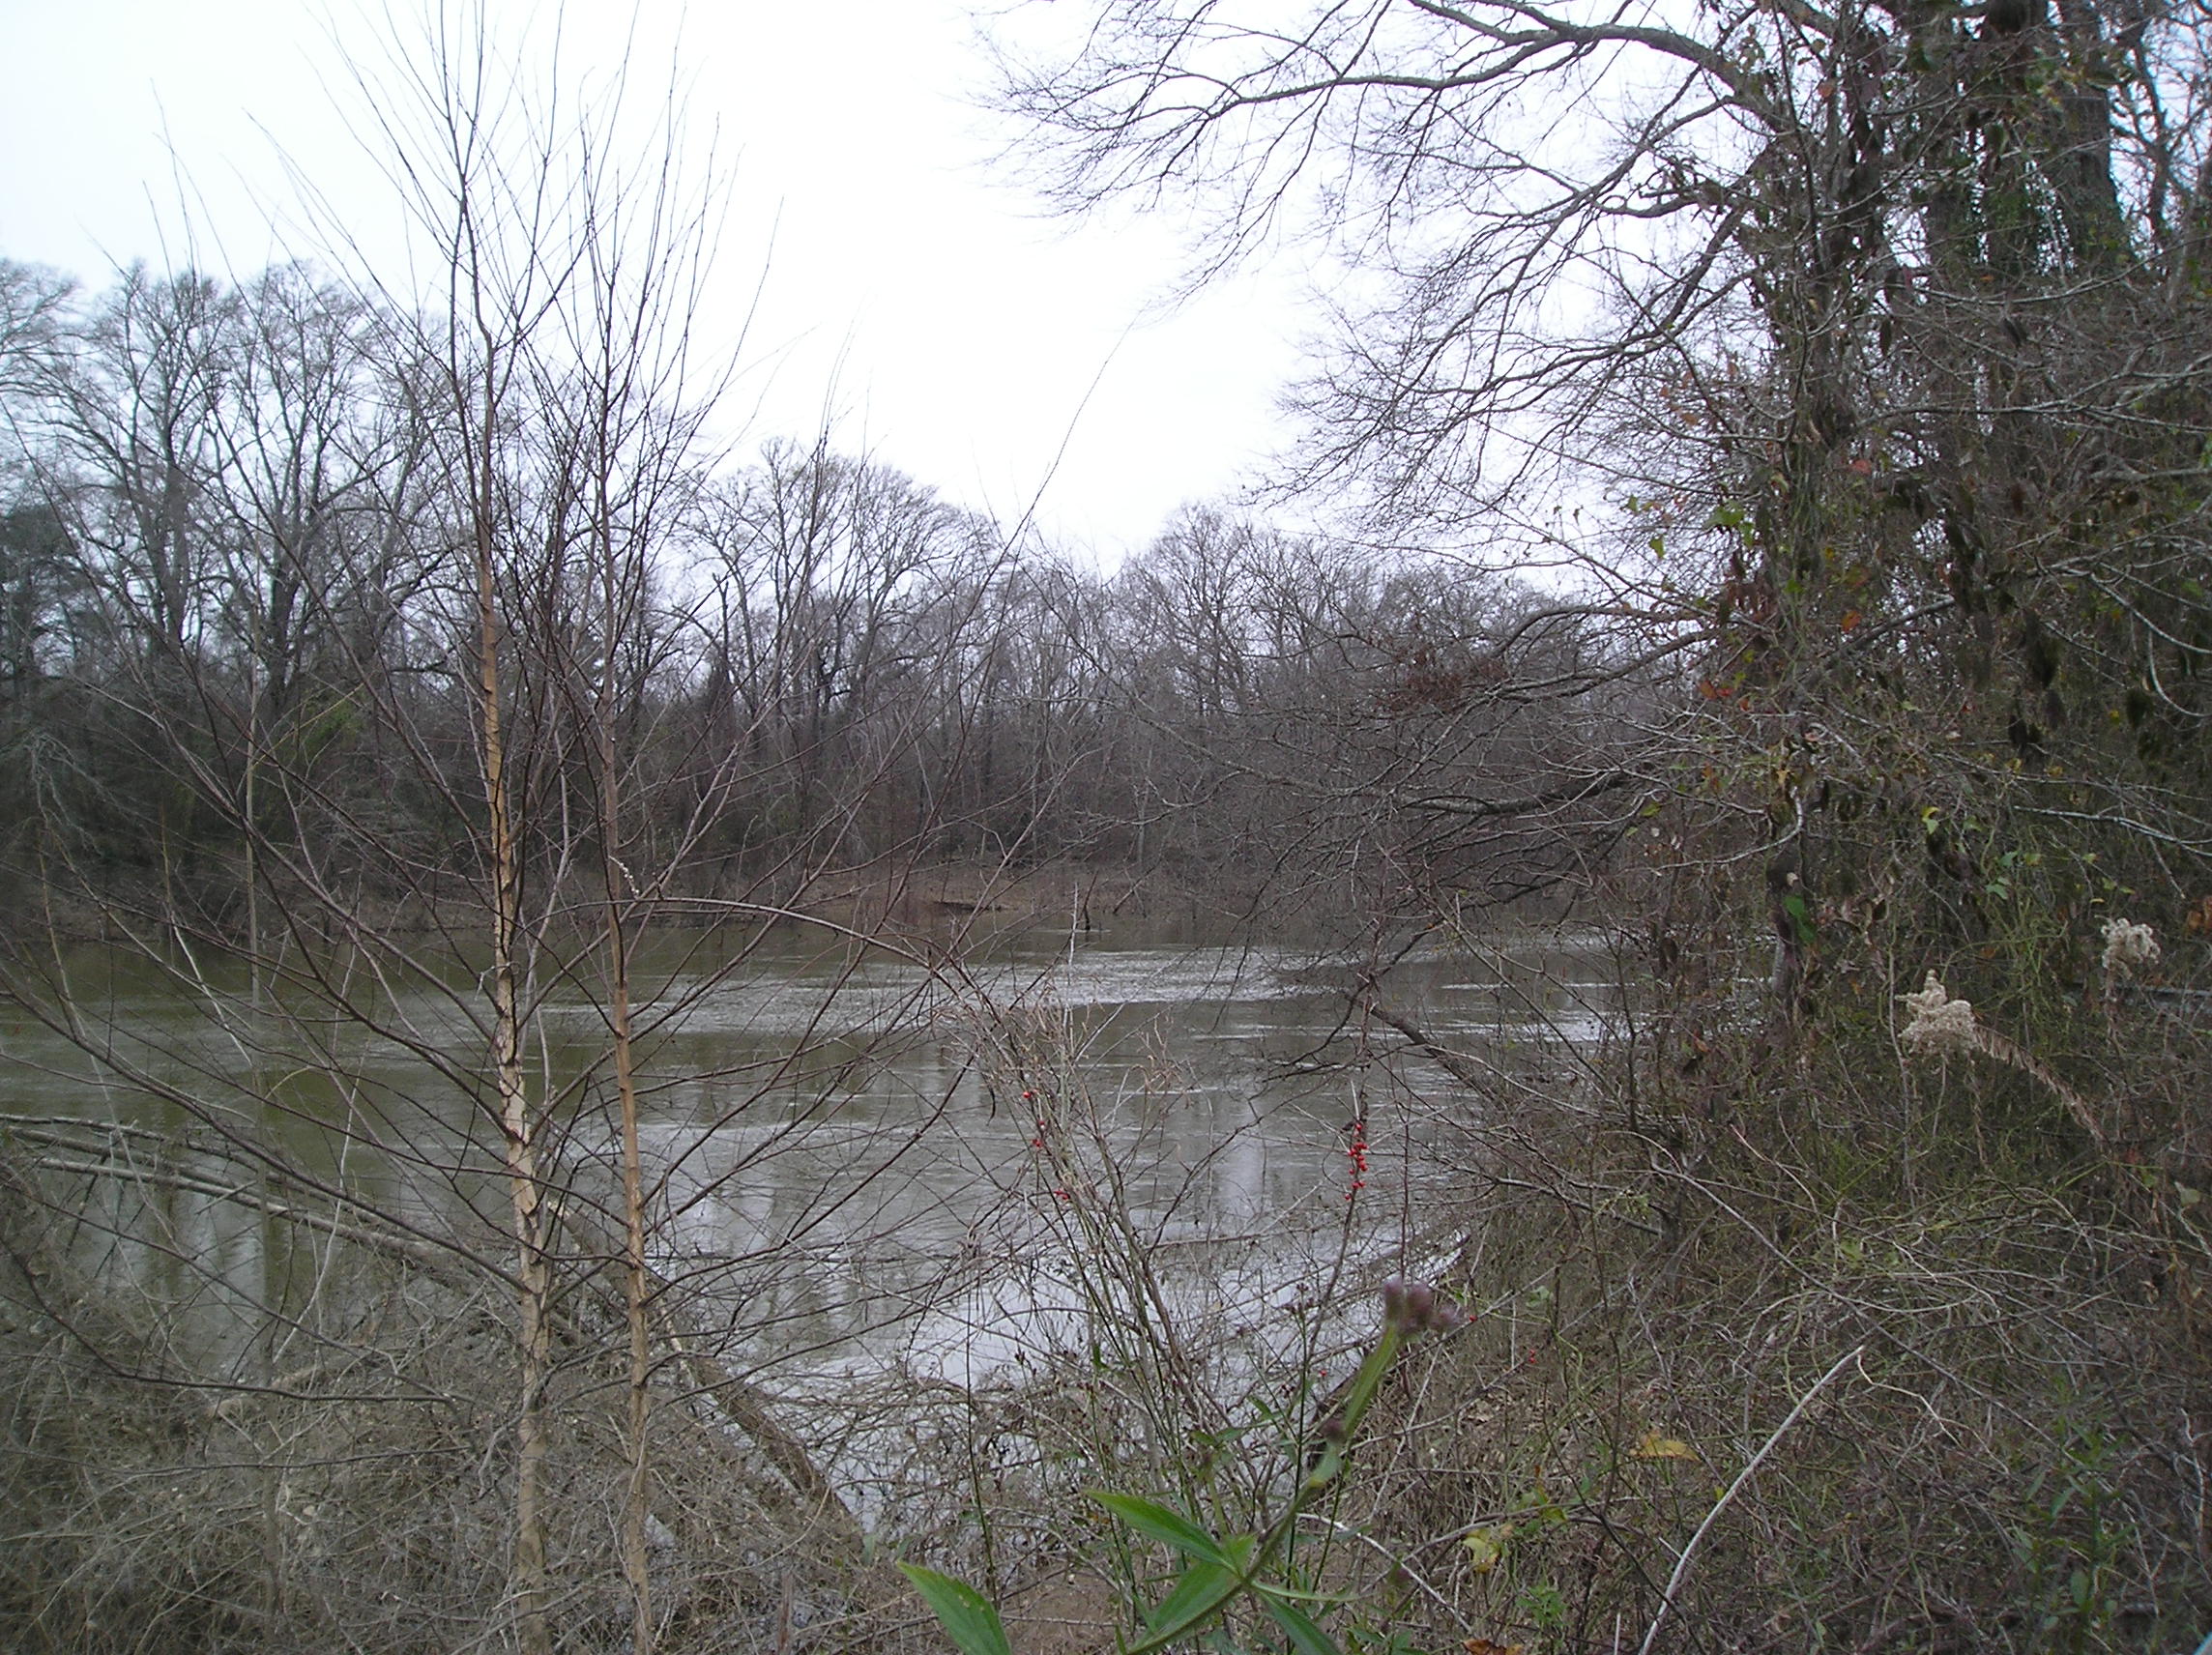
[0,1143,872,1655]
[894,920,2212,1655]
[5,924,2207,1655]
[1255,939,2212,1654]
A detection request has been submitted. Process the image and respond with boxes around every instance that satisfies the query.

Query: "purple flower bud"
[1382,1277,1464,1335]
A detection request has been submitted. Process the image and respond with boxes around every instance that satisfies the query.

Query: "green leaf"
[1144,1560,1242,1640]
[1262,1593,1344,1655]
[1314,1324,1403,1472]
[899,1563,1013,1655]
[1088,1491,1230,1565]
[1302,1439,1345,1490]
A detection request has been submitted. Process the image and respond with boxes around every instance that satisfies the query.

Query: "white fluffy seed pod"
[2100,917,2160,979]
[1900,972,1978,1057]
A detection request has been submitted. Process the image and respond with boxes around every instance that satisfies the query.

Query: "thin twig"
[1638,1344,1866,1655]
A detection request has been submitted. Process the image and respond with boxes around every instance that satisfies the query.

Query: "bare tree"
[990,0,2212,948]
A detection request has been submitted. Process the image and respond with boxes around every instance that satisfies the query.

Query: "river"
[1,919,1620,1491]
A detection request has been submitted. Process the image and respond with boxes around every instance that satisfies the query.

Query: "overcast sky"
[0,0,1313,565]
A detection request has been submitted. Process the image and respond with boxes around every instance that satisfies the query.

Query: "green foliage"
[899,1565,1015,1655]
[904,1303,1449,1655]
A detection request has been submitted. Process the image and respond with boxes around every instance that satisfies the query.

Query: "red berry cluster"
[1346,1117,1369,1202]
[1024,1089,1069,1201]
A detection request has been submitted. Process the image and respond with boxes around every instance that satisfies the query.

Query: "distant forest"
[0,259,1630,940]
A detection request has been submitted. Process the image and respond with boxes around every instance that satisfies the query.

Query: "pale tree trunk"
[476,371,552,1655]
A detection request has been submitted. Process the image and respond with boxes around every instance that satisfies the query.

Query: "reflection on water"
[2,925,1622,1408]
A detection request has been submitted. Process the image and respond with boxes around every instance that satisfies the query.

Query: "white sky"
[0,0,1314,565]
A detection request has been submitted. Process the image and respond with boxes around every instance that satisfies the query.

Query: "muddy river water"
[2,922,1620,1471]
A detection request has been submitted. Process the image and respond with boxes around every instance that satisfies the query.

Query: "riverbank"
[784,857,1236,943]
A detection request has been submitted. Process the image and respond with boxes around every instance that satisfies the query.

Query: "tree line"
[0,255,1636,939]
